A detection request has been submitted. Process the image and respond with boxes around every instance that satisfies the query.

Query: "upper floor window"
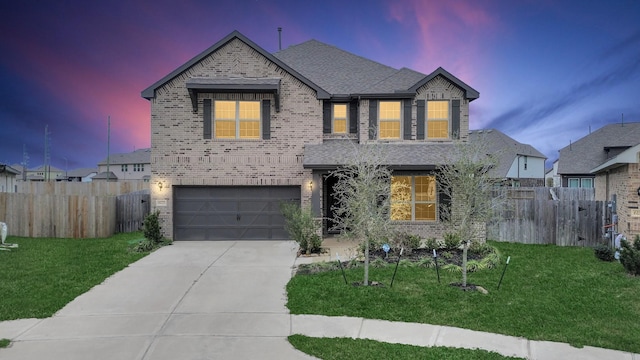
[214,100,260,139]
[333,104,347,134]
[121,164,128,172]
[427,100,449,139]
[379,101,401,139]
[133,164,145,172]
[391,175,437,221]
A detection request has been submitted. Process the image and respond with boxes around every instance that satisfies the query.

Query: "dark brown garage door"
[173,186,300,241]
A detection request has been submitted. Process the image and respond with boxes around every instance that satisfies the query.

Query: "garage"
[173,186,300,241]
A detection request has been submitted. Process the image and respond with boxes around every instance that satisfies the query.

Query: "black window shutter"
[451,99,460,139]
[262,99,271,139]
[368,100,377,140]
[203,99,212,139]
[416,100,425,140]
[403,99,412,140]
[438,183,451,222]
[323,101,331,134]
[349,100,358,134]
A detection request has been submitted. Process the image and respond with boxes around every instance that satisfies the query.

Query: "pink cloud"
[387,0,501,85]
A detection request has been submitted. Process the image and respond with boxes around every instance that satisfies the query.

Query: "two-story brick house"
[142,31,479,241]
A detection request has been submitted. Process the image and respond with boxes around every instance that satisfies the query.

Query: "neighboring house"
[591,143,640,239]
[91,171,118,182]
[97,148,151,181]
[469,129,546,187]
[14,165,64,182]
[142,30,479,241]
[545,160,561,187]
[57,168,98,182]
[556,122,640,188]
[0,164,20,192]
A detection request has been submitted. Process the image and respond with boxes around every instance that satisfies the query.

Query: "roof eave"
[408,67,479,101]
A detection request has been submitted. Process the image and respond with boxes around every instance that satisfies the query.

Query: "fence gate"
[116,190,150,233]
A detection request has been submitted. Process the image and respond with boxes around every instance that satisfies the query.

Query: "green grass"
[287,241,640,353]
[0,232,149,321]
[289,335,523,360]
[0,339,9,348]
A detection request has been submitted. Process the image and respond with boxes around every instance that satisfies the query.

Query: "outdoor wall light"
[309,180,313,191]
[157,181,165,191]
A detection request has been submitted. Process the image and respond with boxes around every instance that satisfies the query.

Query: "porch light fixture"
[157,181,165,191]
[309,180,313,191]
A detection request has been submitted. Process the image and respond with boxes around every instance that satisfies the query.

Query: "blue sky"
[1,0,639,170]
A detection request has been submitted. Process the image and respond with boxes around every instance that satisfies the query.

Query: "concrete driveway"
[1,241,317,360]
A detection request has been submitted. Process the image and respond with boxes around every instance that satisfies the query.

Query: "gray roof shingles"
[469,129,546,178]
[557,122,640,175]
[98,148,150,166]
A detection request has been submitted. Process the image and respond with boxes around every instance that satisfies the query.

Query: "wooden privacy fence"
[487,187,606,247]
[16,180,149,196]
[116,190,150,233]
[0,193,116,238]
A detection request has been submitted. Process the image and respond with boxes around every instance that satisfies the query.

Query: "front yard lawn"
[0,232,149,321]
[287,241,640,353]
[288,335,523,360]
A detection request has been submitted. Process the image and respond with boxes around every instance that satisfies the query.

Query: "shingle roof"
[274,40,479,99]
[303,140,457,169]
[98,148,150,166]
[469,129,546,178]
[557,122,640,175]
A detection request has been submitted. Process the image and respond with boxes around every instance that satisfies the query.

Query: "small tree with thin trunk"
[330,142,409,286]
[438,135,503,289]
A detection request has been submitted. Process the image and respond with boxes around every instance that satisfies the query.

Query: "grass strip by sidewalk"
[0,232,149,321]
[289,335,523,360]
[287,241,640,353]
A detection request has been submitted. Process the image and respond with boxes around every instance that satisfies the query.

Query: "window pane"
[415,203,436,221]
[391,176,411,220]
[568,178,579,188]
[334,119,347,133]
[581,178,593,188]
[391,204,412,220]
[215,120,236,138]
[379,101,400,120]
[427,120,448,139]
[239,101,260,120]
[239,120,260,139]
[427,101,448,119]
[215,101,236,120]
[415,176,436,201]
[380,121,400,139]
[333,104,347,134]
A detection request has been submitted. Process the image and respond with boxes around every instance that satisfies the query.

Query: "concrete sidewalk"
[0,240,638,359]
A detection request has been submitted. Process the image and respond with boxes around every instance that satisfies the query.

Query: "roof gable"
[141,31,329,100]
[409,67,479,101]
[469,129,546,177]
[557,122,640,175]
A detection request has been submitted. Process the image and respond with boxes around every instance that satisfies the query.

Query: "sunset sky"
[1,0,639,170]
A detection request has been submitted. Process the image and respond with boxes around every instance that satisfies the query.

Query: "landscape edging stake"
[390,248,403,288]
[336,252,348,285]
[433,249,440,283]
[497,256,511,290]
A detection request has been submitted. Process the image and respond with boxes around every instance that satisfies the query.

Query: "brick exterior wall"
[149,37,474,241]
[150,39,321,239]
[595,163,640,239]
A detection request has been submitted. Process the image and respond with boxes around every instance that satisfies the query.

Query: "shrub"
[443,232,461,250]
[594,245,615,262]
[143,210,163,244]
[280,203,322,255]
[134,210,170,253]
[390,232,421,252]
[620,236,640,275]
[423,237,439,251]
